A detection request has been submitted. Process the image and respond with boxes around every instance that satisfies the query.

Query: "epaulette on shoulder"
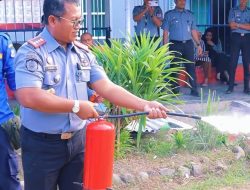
[28,36,46,48]
[0,33,10,40]
[186,9,194,14]
[165,9,174,15]
[74,41,89,52]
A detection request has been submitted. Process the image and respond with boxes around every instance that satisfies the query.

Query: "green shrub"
[172,131,187,149]
[140,137,174,157]
[93,33,184,148]
[114,129,134,159]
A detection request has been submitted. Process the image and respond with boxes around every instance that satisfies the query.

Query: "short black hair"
[41,15,45,24]
[43,0,80,25]
[81,32,92,38]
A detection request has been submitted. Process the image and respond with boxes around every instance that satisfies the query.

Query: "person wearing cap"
[14,0,168,189]
[162,0,202,96]
[226,0,250,94]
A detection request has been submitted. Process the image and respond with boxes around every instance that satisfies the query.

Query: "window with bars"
[81,0,87,30]
[80,0,106,39]
[191,0,210,33]
[91,0,105,38]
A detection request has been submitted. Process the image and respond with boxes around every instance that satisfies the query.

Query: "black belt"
[170,39,192,44]
[22,126,81,140]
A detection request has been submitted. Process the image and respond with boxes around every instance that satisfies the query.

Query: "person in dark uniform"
[226,0,250,94]
[133,0,162,43]
[14,0,168,189]
[162,0,202,96]
[0,33,21,190]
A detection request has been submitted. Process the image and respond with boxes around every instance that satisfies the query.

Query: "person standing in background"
[133,0,162,43]
[0,33,21,190]
[162,0,202,96]
[226,0,250,94]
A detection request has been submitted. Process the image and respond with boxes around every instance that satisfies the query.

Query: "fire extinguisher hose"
[99,111,201,120]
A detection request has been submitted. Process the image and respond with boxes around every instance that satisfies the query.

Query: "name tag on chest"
[44,65,58,71]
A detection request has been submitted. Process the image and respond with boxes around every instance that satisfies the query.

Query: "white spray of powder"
[202,113,250,134]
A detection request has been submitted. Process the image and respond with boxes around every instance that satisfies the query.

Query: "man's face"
[175,0,186,9]
[53,2,82,43]
[240,0,248,7]
[81,34,93,48]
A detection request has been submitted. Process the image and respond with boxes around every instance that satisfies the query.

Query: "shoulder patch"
[25,52,42,72]
[74,41,89,52]
[28,36,46,48]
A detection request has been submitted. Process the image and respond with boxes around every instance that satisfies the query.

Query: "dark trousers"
[229,33,250,90]
[21,126,86,190]
[0,127,21,190]
[169,40,197,93]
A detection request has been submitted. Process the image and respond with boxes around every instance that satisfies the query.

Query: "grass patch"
[140,136,174,157]
[177,160,250,190]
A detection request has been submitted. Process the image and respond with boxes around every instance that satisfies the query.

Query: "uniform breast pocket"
[75,67,90,100]
[170,18,179,26]
[76,67,90,83]
[235,12,241,22]
[43,72,60,88]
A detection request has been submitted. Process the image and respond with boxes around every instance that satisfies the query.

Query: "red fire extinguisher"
[83,119,115,190]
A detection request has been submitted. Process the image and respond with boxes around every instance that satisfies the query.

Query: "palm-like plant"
[93,33,184,148]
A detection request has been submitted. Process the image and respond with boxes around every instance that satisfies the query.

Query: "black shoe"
[244,89,250,94]
[190,90,199,97]
[226,82,237,86]
[226,88,233,94]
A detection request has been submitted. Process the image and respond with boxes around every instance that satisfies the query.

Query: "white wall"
[110,0,190,39]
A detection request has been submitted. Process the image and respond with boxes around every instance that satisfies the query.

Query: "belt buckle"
[182,40,187,43]
[61,132,72,140]
[241,33,245,36]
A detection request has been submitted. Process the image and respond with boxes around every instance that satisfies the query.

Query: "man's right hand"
[76,101,99,120]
